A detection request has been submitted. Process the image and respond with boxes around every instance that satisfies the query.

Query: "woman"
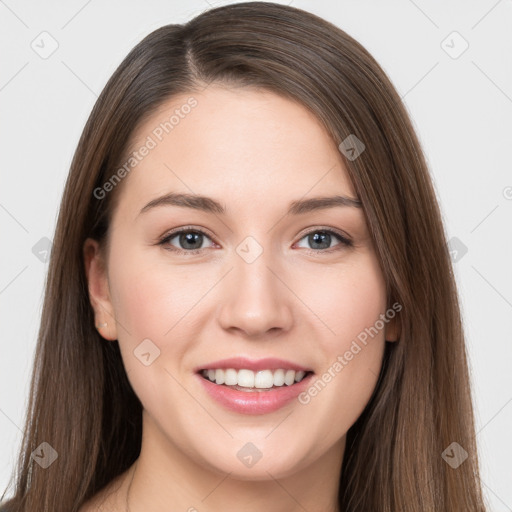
[1,2,487,511]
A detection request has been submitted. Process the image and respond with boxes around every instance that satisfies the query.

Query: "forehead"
[113,85,356,219]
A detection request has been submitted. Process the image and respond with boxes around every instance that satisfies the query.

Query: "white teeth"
[201,368,310,388]
[273,369,285,386]
[215,369,225,385]
[254,369,274,388]
[294,370,306,382]
[284,369,295,386]
[237,369,254,388]
[224,368,238,386]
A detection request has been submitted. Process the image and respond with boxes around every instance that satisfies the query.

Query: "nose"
[216,248,294,339]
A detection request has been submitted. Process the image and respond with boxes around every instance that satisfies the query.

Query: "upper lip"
[195,357,313,373]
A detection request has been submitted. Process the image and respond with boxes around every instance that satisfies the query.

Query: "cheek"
[107,244,226,396]
[107,253,200,411]
[301,251,387,350]
[297,252,388,426]
[297,250,387,393]
[109,244,201,336]
[111,270,170,339]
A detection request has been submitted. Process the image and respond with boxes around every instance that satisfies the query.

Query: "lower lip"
[196,372,314,415]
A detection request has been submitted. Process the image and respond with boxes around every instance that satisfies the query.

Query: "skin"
[81,85,399,512]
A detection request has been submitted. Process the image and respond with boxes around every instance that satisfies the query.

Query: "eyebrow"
[138,192,362,217]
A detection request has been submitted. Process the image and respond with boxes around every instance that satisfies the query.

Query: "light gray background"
[1,0,511,509]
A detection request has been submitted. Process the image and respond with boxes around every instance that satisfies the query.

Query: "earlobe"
[83,237,118,341]
[385,313,401,343]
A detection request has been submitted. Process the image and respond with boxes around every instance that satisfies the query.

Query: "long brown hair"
[1,2,487,510]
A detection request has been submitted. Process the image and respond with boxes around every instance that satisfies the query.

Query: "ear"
[384,308,401,343]
[83,237,118,341]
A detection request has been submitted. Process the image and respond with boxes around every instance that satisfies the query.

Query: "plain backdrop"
[1,0,511,509]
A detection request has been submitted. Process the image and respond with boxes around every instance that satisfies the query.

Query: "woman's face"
[85,85,398,479]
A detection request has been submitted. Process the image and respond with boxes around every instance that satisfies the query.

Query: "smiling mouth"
[198,368,314,391]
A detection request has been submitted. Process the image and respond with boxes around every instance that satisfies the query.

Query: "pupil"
[181,232,202,249]
[310,232,330,249]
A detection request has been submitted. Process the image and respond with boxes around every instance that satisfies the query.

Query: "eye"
[158,228,216,255]
[295,229,352,253]
[158,226,353,256]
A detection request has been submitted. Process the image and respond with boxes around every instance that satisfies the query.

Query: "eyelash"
[157,226,353,256]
